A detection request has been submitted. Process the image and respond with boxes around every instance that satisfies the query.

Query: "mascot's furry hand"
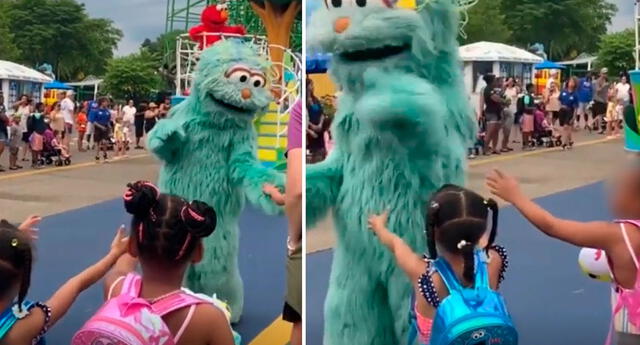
[231,157,285,215]
[356,68,447,147]
[147,119,185,163]
[357,69,442,128]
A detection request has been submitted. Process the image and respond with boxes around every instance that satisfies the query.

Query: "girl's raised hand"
[110,225,129,257]
[368,211,389,236]
[19,215,42,240]
[486,169,522,203]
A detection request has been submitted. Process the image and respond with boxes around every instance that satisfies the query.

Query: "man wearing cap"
[60,90,76,149]
[593,68,610,133]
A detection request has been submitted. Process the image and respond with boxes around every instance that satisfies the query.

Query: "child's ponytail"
[485,198,499,248]
[0,220,33,311]
[460,240,475,283]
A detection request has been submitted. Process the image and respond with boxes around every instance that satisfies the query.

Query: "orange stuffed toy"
[189,2,246,50]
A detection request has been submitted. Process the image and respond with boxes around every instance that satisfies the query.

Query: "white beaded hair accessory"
[457,240,469,249]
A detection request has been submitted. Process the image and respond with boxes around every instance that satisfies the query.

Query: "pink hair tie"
[141,181,160,199]
[138,223,144,243]
[176,234,192,260]
[123,189,134,201]
[181,205,205,223]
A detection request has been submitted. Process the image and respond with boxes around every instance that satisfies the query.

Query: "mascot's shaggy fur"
[148,40,281,322]
[307,0,474,343]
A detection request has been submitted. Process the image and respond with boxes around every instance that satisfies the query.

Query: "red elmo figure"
[189,2,246,50]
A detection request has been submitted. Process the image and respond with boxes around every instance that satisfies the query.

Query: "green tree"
[6,0,122,80]
[500,0,616,60]
[0,2,21,60]
[597,29,635,78]
[141,30,186,91]
[102,52,161,102]
[461,0,511,45]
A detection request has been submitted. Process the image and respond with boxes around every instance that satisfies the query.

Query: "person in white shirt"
[60,90,76,149]
[122,100,136,143]
[615,74,631,106]
[12,95,32,162]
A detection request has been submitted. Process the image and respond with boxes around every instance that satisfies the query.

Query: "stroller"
[39,129,71,166]
[530,109,561,148]
[468,118,486,158]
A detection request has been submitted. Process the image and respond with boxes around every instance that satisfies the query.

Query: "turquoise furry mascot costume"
[307,0,474,343]
[147,39,282,322]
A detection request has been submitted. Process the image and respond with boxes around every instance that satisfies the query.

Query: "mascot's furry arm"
[230,143,284,215]
[357,69,446,144]
[146,109,185,163]
[306,150,344,227]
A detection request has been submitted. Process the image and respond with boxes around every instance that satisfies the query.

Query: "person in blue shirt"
[89,97,112,162]
[559,77,580,149]
[576,72,593,130]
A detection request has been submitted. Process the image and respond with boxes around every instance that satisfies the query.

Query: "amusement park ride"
[165,0,301,167]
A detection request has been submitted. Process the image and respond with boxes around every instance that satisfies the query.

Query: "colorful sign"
[624,70,640,152]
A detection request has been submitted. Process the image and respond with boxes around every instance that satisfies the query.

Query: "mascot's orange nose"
[241,88,252,100]
[221,10,228,20]
[334,17,350,33]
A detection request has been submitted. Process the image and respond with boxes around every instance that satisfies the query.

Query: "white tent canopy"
[459,41,544,64]
[0,60,52,83]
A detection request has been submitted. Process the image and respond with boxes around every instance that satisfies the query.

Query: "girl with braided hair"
[84,181,235,345]
[368,185,510,345]
[0,215,129,344]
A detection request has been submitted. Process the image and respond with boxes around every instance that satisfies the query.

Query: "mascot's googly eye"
[355,0,394,8]
[250,75,266,88]
[324,0,344,9]
[225,65,252,83]
[471,330,485,339]
[216,4,223,10]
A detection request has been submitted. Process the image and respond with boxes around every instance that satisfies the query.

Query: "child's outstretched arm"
[487,169,618,249]
[368,211,425,281]
[9,226,129,343]
[103,253,138,300]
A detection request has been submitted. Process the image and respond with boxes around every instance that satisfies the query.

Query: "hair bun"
[123,181,160,216]
[181,200,216,238]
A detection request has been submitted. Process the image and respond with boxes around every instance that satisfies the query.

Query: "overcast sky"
[82,0,635,56]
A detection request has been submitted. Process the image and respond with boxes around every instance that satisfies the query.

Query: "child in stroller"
[40,129,71,166]
[531,105,562,148]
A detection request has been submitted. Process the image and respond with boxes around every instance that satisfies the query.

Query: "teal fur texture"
[307,1,474,344]
[147,40,283,322]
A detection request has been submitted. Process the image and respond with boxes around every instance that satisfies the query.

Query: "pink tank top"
[608,220,640,340]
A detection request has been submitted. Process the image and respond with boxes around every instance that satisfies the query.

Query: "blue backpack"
[410,250,517,345]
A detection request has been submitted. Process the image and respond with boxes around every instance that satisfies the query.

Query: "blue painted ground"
[307,182,612,345]
[28,198,287,344]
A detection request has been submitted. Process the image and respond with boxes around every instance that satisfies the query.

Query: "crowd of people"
[0,92,173,171]
[474,69,633,158]
[306,78,335,164]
